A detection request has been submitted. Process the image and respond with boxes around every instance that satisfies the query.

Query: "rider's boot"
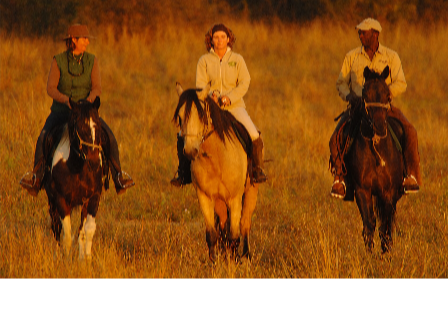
[403,175,419,194]
[109,158,134,195]
[20,158,45,197]
[331,173,346,199]
[251,137,268,183]
[170,134,192,187]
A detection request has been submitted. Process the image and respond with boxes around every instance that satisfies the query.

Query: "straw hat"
[63,24,94,39]
[355,18,382,33]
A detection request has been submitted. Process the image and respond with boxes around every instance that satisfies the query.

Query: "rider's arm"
[388,52,407,99]
[86,57,101,102]
[47,58,70,105]
[225,55,250,106]
[196,55,210,90]
[336,54,352,101]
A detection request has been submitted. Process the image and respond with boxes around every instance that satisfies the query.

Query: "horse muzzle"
[183,145,199,161]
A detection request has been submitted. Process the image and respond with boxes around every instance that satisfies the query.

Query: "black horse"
[44,97,104,260]
[345,66,405,253]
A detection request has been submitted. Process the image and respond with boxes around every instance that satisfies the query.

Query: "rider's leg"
[170,133,192,187]
[20,110,69,196]
[228,107,267,183]
[388,107,421,193]
[329,111,350,198]
[100,118,135,195]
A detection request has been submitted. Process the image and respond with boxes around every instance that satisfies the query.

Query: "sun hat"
[63,24,94,39]
[356,18,382,33]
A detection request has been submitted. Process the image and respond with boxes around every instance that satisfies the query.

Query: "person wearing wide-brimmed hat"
[20,24,134,196]
[328,18,421,199]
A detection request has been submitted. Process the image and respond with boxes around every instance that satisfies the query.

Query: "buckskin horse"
[344,66,406,253]
[173,83,259,262]
[44,97,104,260]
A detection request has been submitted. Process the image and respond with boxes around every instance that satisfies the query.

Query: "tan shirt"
[47,56,101,104]
[196,48,250,110]
[336,43,407,101]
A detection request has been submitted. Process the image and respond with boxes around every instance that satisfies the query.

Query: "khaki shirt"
[336,43,407,101]
[196,48,250,110]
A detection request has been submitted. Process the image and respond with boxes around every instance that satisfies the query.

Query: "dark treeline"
[1,0,447,38]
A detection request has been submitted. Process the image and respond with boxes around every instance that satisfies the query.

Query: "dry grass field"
[1,19,447,279]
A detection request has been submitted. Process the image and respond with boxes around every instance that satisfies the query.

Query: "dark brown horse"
[44,97,103,260]
[345,66,405,253]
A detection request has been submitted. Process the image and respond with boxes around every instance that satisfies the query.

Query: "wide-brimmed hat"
[356,18,382,33]
[63,24,94,39]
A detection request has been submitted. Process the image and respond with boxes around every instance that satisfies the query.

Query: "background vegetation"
[0,1,447,278]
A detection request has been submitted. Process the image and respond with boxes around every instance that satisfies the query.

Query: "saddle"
[42,124,111,190]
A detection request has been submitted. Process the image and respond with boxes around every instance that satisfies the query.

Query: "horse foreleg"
[78,210,87,261]
[377,198,396,254]
[240,184,259,261]
[197,190,217,263]
[214,199,229,252]
[355,189,376,253]
[60,215,72,256]
[228,195,244,262]
[49,201,62,242]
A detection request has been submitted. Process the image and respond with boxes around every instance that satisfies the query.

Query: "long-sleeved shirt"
[196,47,250,110]
[336,43,406,101]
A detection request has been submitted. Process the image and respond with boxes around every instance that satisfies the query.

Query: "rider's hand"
[346,92,362,107]
[219,95,231,107]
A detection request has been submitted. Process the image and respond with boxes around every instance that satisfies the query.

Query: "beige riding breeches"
[228,107,260,141]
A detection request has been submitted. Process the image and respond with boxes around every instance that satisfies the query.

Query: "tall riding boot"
[170,134,192,187]
[101,119,134,195]
[109,159,135,195]
[329,124,346,199]
[251,137,268,183]
[20,158,46,197]
[20,132,46,197]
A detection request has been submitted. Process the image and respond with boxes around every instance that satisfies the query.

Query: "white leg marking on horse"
[78,217,87,260]
[84,215,96,260]
[61,215,72,255]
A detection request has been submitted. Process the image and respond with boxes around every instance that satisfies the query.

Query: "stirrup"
[117,171,134,189]
[19,171,36,188]
[331,179,346,199]
[403,175,419,194]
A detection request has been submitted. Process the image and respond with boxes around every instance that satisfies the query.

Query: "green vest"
[50,51,95,113]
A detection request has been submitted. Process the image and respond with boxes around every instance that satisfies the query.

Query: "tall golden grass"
[1,19,447,278]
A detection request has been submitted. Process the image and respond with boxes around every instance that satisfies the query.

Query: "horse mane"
[173,89,236,143]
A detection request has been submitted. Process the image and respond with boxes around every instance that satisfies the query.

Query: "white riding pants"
[228,107,260,141]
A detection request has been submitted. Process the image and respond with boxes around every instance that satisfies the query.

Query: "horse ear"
[93,96,100,109]
[176,82,183,97]
[363,66,372,80]
[381,66,390,80]
[197,83,210,101]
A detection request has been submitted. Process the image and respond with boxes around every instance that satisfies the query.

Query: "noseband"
[72,122,102,161]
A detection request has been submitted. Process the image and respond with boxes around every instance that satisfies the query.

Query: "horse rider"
[20,24,135,196]
[329,18,421,199]
[171,23,268,187]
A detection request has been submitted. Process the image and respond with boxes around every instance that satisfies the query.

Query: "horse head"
[69,97,102,161]
[174,83,210,160]
[362,66,391,136]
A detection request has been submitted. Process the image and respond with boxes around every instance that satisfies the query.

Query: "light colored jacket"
[196,48,250,110]
[336,43,407,101]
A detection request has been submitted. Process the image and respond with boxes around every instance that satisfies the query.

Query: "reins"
[362,99,390,167]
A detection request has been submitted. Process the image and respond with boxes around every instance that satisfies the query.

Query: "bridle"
[72,120,102,161]
[181,98,215,145]
[362,99,391,167]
